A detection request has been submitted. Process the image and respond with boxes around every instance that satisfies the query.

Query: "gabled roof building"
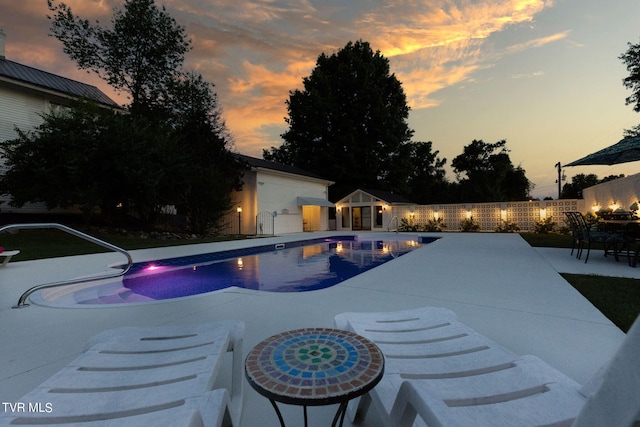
[335,188,413,231]
[230,154,334,235]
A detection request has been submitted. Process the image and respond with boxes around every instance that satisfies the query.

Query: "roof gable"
[337,188,414,205]
[0,59,118,107]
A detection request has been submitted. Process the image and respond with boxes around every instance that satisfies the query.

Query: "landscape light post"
[237,207,242,235]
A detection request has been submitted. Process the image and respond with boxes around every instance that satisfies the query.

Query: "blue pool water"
[74,236,435,304]
[74,236,433,304]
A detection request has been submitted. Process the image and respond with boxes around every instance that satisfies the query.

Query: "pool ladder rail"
[0,223,133,309]
[387,215,399,232]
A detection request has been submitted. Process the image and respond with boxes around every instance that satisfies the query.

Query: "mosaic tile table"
[245,327,384,427]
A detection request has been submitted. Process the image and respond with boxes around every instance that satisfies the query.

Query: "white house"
[0,29,119,213]
[335,188,413,231]
[229,154,334,235]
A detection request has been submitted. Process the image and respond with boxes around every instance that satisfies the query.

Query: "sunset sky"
[2,0,640,199]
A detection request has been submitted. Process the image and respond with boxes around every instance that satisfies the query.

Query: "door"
[352,207,372,230]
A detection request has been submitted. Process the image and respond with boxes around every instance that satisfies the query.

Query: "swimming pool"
[38,235,434,306]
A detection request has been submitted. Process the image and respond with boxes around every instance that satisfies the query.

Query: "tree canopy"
[620,39,640,114]
[402,141,448,204]
[47,0,191,115]
[264,40,416,198]
[561,173,625,199]
[0,0,243,232]
[451,139,531,202]
[620,39,640,137]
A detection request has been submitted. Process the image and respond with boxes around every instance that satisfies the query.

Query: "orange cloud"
[3,0,559,156]
[222,59,316,155]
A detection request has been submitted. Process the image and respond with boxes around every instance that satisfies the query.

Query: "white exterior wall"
[226,168,331,235]
[256,170,330,234]
[583,173,640,213]
[231,170,258,235]
[0,84,46,143]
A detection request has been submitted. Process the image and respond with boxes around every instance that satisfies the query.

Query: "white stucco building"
[229,154,334,235]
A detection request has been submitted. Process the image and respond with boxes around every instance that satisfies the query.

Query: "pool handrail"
[0,223,133,309]
[387,215,399,232]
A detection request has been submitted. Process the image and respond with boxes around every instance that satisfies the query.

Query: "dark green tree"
[560,173,625,199]
[48,0,190,115]
[264,40,414,198]
[0,102,107,218]
[620,39,640,136]
[451,139,531,202]
[403,141,448,204]
[0,100,179,223]
[620,39,640,113]
[167,73,244,234]
[560,173,600,199]
[24,0,245,231]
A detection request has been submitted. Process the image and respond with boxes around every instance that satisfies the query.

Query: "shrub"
[584,211,599,227]
[533,216,556,234]
[424,218,447,232]
[495,220,520,233]
[459,216,480,232]
[398,217,419,232]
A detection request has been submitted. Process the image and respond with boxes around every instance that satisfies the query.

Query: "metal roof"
[234,153,333,183]
[0,58,119,107]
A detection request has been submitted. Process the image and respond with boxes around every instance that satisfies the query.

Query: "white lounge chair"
[0,249,20,267]
[0,321,244,427]
[335,307,640,427]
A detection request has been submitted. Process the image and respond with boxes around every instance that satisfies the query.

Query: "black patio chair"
[563,212,582,258]
[570,211,632,263]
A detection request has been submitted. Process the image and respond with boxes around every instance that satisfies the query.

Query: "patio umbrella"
[565,136,640,166]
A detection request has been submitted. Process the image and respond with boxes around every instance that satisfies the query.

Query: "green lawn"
[521,232,639,332]
[561,273,640,332]
[0,228,241,261]
[2,227,638,331]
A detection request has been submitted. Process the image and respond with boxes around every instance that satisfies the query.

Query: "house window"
[49,102,71,116]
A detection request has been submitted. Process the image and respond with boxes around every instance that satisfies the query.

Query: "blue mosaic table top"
[245,328,384,406]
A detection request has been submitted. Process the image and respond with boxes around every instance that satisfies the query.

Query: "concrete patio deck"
[0,232,636,426]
